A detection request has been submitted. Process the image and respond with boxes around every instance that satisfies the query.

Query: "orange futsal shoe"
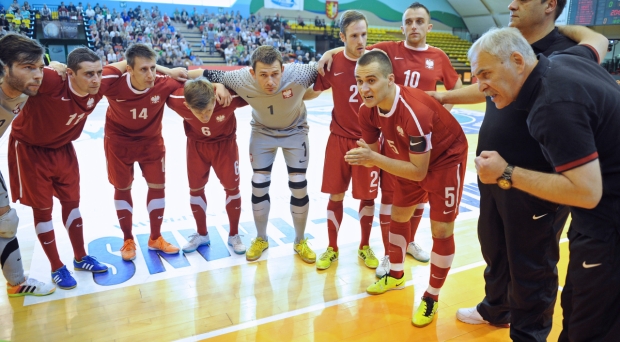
[148,236,180,254]
[120,239,137,261]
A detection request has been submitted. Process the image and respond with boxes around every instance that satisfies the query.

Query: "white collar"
[378,85,400,118]
[404,41,429,51]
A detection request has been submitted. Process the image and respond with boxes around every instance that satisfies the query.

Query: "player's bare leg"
[146,182,179,255]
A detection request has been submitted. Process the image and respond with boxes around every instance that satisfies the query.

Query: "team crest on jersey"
[282,89,293,99]
[425,59,434,70]
[12,104,21,115]
[216,115,225,122]
[397,125,405,137]
[87,98,95,108]
[151,95,161,104]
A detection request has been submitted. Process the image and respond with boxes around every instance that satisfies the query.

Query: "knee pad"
[288,173,307,199]
[252,173,271,199]
[0,208,18,239]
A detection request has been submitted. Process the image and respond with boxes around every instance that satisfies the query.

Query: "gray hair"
[468,27,536,64]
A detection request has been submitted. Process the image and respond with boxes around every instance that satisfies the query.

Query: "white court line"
[175,240,571,341]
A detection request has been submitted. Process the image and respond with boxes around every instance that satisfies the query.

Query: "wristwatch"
[497,164,514,190]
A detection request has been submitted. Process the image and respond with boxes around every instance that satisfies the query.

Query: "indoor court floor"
[0,87,570,341]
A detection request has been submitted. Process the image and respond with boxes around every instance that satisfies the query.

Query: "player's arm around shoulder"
[557,25,609,63]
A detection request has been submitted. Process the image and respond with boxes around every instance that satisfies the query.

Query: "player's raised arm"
[107,60,128,73]
[317,46,345,75]
[426,82,485,105]
[557,25,608,63]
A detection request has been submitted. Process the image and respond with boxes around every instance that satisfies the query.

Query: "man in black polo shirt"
[472,27,615,342]
[427,1,583,340]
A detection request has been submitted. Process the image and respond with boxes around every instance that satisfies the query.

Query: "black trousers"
[559,227,620,342]
[476,180,569,342]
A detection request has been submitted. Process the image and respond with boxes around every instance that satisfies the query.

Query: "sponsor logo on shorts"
[443,210,454,214]
[299,159,307,163]
[394,57,404,60]
[532,213,547,220]
[334,72,344,76]
[282,89,293,99]
[158,216,164,219]
[370,189,377,192]
[582,261,602,268]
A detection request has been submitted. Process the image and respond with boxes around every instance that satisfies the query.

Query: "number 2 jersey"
[166,88,248,142]
[370,41,459,91]
[10,67,116,148]
[102,66,183,145]
[358,85,467,171]
[313,50,363,140]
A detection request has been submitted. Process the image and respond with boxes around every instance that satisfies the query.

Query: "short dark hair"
[339,10,367,35]
[125,43,157,67]
[67,47,101,71]
[251,45,282,70]
[405,2,431,21]
[543,0,567,20]
[357,50,393,77]
[0,59,5,80]
[0,34,45,69]
[184,77,215,110]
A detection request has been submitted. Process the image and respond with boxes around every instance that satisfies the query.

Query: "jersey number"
[349,85,359,103]
[403,70,420,88]
[445,187,456,208]
[386,139,399,155]
[370,171,379,188]
[268,105,274,115]
[234,161,239,175]
[66,113,86,125]
[201,127,211,136]
[130,108,148,120]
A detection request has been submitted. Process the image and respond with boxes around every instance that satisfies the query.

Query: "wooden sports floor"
[0,90,571,341]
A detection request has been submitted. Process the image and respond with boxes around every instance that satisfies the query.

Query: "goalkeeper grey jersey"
[0,88,28,138]
[203,63,318,136]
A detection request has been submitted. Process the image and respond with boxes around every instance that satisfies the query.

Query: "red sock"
[190,189,207,236]
[409,205,424,244]
[147,188,165,240]
[326,199,343,251]
[424,235,455,301]
[225,188,241,236]
[358,199,374,249]
[61,201,86,261]
[388,219,410,279]
[114,188,134,240]
[33,208,63,271]
[379,204,391,254]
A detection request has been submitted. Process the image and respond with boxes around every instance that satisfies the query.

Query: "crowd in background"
[0,0,34,36]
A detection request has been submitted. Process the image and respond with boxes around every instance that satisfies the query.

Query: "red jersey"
[313,50,363,139]
[359,85,467,171]
[370,41,459,91]
[166,88,248,143]
[102,66,183,144]
[11,67,117,148]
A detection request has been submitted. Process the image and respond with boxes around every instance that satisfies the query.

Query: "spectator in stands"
[295,55,303,64]
[19,21,28,35]
[21,6,30,20]
[12,9,21,21]
[68,2,77,13]
[58,3,69,21]
[187,18,194,30]
[224,44,234,65]
[297,15,305,27]
[107,47,117,62]
[85,4,94,18]
[315,16,322,27]
[192,56,203,66]
[303,52,309,64]
[76,2,83,13]
[9,0,19,13]
[238,51,250,66]
[295,45,304,58]
[23,1,30,11]
[41,5,51,20]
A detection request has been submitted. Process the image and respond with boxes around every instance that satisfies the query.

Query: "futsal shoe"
[120,239,137,261]
[358,245,379,269]
[246,237,269,261]
[51,265,77,290]
[407,242,430,262]
[182,233,210,253]
[412,296,438,327]
[294,238,316,263]
[316,247,338,270]
[228,234,246,254]
[375,255,390,278]
[148,236,180,254]
[74,255,109,273]
[366,274,405,295]
[456,306,510,328]
[7,277,56,297]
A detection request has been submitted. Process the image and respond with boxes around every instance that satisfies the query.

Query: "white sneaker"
[228,234,246,255]
[375,255,390,278]
[7,277,56,297]
[407,241,430,262]
[182,233,210,253]
[457,307,511,327]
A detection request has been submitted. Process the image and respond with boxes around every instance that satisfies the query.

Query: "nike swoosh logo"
[334,72,344,76]
[246,95,255,98]
[158,216,164,219]
[410,141,423,146]
[61,97,71,101]
[76,224,83,227]
[17,258,21,261]
[443,210,454,214]
[394,57,404,60]
[533,213,548,220]
[370,189,377,192]
[235,207,241,209]
[119,217,125,220]
[380,222,390,225]
[582,261,602,268]
[299,160,307,163]
[44,240,55,245]
[234,177,239,181]
[431,274,445,280]
[116,99,126,102]
[396,280,404,286]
